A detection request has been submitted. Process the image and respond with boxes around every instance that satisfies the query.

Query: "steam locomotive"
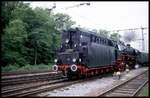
[52,28,148,79]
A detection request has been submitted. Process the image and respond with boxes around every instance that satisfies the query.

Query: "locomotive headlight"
[52,65,58,71]
[72,58,76,62]
[54,59,58,63]
[74,44,77,47]
[125,64,128,67]
[135,64,139,69]
[71,64,77,72]
[79,58,81,62]
[80,35,83,38]
[65,39,69,43]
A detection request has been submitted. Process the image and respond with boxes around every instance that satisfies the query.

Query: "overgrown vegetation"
[137,83,149,96]
[2,64,53,72]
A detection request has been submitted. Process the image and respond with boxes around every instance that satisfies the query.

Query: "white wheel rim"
[53,65,58,71]
[71,64,77,72]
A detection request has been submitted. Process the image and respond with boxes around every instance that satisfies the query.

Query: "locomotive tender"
[53,28,148,79]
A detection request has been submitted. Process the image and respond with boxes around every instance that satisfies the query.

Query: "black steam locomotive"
[53,28,148,79]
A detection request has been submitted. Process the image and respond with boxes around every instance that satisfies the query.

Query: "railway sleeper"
[115,88,135,92]
[105,92,132,96]
[127,83,145,86]
[118,87,137,90]
[123,86,139,89]
[111,90,135,94]
[130,80,147,83]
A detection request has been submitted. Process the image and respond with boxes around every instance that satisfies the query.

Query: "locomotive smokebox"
[57,51,79,65]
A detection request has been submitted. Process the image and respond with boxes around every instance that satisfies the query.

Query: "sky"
[24,1,149,53]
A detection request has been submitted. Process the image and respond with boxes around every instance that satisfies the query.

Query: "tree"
[2,19,28,66]
[91,29,109,38]
[54,13,76,31]
[1,1,29,31]
[11,7,37,33]
[91,29,98,35]
[109,33,124,44]
[110,33,120,42]
[98,29,109,38]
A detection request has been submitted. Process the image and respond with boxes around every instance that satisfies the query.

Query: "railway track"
[2,70,62,86]
[2,78,87,97]
[2,73,62,86]
[1,69,85,97]
[1,74,103,97]
[1,69,68,97]
[99,70,148,97]
[1,78,68,97]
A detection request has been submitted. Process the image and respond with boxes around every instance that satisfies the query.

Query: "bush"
[1,63,54,72]
[2,64,20,72]
[18,64,33,71]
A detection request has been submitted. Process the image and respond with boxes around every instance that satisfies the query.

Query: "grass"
[137,83,149,96]
[1,64,53,72]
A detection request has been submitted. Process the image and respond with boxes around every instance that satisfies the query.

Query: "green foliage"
[2,64,20,72]
[110,33,120,42]
[1,1,29,31]
[91,29,109,38]
[2,64,53,72]
[2,19,28,66]
[54,13,76,30]
[137,83,149,96]
[98,29,109,38]
[110,33,125,44]
[11,7,37,32]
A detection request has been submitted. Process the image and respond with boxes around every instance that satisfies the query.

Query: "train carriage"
[137,52,149,66]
